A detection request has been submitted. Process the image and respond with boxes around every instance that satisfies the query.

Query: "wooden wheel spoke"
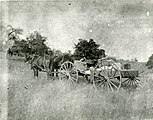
[61,69,68,74]
[127,80,132,87]
[135,78,140,81]
[101,70,108,78]
[133,81,137,87]
[66,62,69,69]
[110,66,114,74]
[60,71,68,76]
[122,78,130,84]
[108,82,114,92]
[128,80,133,87]
[70,77,76,84]
[109,80,118,90]
[110,67,115,77]
[107,69,110,77]
[97,82,104,87]
[133,80,137,87]
[135,79,140,85]
[71,76,77,81]
[68,63,72,70]
[62,64,67,71]
[106,82,110,91]
[111,69,117,78]
[131,81,135,87]
[131,81,134,87]
[70,68,76,73]
[125,79,130,86]
[102,62,108,75]
[131,80,135,87]
[134,78,140,86]
[104,70,108,76]
[132,78,141,88]
[103,82,107,90]
[104,83,108,91]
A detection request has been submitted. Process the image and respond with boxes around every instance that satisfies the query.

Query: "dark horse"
[25,53,74,79]
[25,53,52,78]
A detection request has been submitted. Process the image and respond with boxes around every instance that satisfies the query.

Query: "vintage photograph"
[0,0,153,119]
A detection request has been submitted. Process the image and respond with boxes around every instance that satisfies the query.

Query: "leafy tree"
[6,25,25,56]
[7,25,23,42]
[96,49,106,59]
[74,39,106,60]
[146,54,153,69]
[8,39,30,56]
[26,31,49,56]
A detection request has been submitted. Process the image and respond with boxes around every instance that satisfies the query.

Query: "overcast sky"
[1,0,153,62]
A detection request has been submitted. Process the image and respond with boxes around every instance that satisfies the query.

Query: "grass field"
[3,54,153,120]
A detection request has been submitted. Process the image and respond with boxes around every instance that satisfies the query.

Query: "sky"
[1,0,153,62]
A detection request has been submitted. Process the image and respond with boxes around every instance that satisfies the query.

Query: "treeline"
[7,25,106,60]
[7,25,153,69]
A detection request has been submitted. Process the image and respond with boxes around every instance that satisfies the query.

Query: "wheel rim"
[59,61,78,84]
[93,59,121,92]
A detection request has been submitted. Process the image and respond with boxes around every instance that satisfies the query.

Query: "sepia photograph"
[0,0,153,119]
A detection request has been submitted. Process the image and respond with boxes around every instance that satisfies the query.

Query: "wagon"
[59,57,141,92]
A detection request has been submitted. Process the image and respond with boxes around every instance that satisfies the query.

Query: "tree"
[146,54,153,69]
[6,25,25,56]
[7,25,23,42]
[96,49,106,59]
[74,39,106,60]
[8,39,30,56]
[26,31,49,56]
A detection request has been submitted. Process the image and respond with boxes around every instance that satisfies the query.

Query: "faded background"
[1,1,153,120]
[1,0,153,61]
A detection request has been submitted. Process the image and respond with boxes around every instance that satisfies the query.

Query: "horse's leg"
[85,74,89,83]
[52,69,54,77]
[51,69,56,80]
[33,69,36,78]
[33,68,38,79]
[56,69,58,77]
[36,69,38,78]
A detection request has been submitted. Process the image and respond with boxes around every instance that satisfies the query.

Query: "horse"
[26,54,52,78]
[25,53,74,79]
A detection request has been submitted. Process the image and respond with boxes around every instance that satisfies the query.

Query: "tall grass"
[8,59,153,120]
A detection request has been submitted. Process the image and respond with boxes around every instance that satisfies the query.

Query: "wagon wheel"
[59,61,78,84]
[121,76,141,89]
[93,59,122,92]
